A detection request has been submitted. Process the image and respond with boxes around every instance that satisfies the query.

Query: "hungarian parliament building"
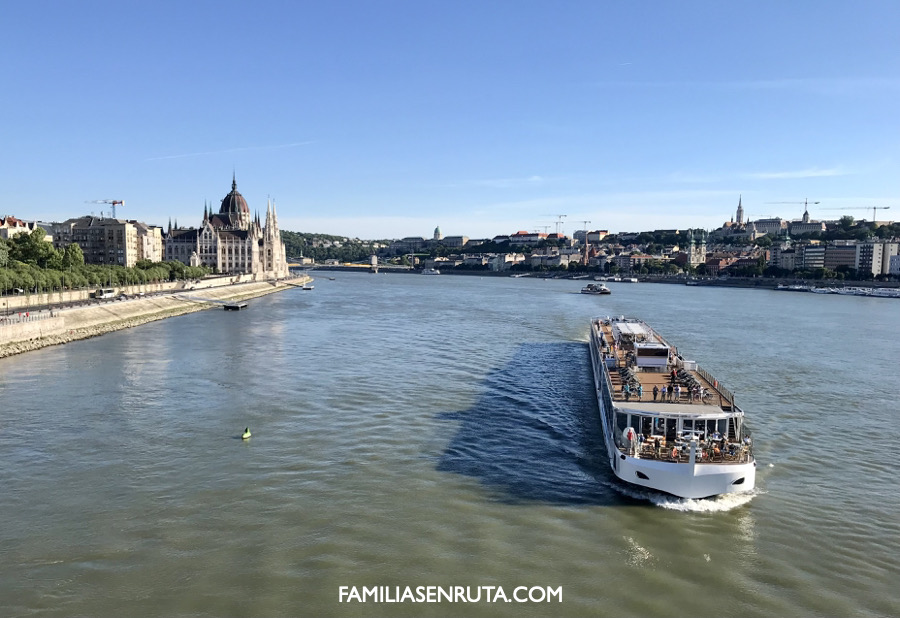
[165,176,289,278]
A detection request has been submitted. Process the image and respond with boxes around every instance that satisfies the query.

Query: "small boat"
[776,284,811,292]
[241,427,252,440]
[302,284,314,290]
[581,283,611,295]
[589,316,755,499]
[421,268,440,275]
[834,286,873,296]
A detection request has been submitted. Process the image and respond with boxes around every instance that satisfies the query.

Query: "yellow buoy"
[241,427,251,440]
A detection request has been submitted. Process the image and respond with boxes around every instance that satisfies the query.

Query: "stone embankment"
[0,277,310,359]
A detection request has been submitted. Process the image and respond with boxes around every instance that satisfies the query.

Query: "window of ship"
[635,347,668,357]
[696,418,728,438]
[651,417,667,437]
[615,412,629,448]
[664,420,677,443]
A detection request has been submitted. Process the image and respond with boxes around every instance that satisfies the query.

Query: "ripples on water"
[1,273,898,617]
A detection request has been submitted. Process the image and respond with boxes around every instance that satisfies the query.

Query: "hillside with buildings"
[3,197,899,289]
[372,208,899,281]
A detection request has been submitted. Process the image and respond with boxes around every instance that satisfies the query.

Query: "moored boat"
[589,316,755,499]
[776,284,811,292]
[871,287,900,298]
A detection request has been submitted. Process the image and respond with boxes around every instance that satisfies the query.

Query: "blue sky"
[2,1,898,239]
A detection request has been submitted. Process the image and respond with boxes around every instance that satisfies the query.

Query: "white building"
[788,208,826,236]
[165,176,288,278]
[856,241,899,277]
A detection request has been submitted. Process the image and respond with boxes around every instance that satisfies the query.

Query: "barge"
[589,316,755,499]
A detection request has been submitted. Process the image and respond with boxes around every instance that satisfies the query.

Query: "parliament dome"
[220,176,250,215]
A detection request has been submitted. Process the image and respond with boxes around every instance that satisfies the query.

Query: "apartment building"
[50,216,163,267]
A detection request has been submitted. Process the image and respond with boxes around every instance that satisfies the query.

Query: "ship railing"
[636,440,752,464]
[696,365,734,407]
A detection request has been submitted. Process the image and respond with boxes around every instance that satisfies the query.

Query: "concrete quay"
[0,276,310,359]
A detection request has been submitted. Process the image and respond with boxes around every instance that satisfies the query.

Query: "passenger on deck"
[652,385,659,401]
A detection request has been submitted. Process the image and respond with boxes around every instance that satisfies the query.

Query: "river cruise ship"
[589,316,756,499]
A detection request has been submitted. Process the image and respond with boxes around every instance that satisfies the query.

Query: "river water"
[1,272,897,617]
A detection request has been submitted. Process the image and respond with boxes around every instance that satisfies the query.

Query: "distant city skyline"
[2,2,897,240]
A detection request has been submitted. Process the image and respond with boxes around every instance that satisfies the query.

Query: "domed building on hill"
[164,175,288,278]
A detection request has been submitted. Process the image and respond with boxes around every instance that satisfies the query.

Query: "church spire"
[271,198,278,231]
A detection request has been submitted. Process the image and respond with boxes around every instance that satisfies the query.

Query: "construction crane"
[85,199,125,219]
[541,214,567,235]
[577,220,592,244]
[766,198,820,210]
[819,205,891,221]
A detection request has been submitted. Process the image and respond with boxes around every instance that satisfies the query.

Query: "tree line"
[0,228,209,294]
[280,231,390,263]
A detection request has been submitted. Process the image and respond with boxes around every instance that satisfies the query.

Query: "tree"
[280,230,390,263]
[62,243,85,268]
[753,235,773,248]
[9,228,59,268]
[839,216,855,232]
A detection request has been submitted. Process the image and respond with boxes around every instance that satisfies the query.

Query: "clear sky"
[3,1,898,240]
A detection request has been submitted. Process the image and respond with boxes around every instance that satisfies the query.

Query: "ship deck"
[592,317,755,471]
[594,319,735,413]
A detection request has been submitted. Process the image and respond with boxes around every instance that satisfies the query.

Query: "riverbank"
[0,276,310,359]
[311,265,899,290]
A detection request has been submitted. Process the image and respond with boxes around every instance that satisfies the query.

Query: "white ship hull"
[589,317,756,500]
